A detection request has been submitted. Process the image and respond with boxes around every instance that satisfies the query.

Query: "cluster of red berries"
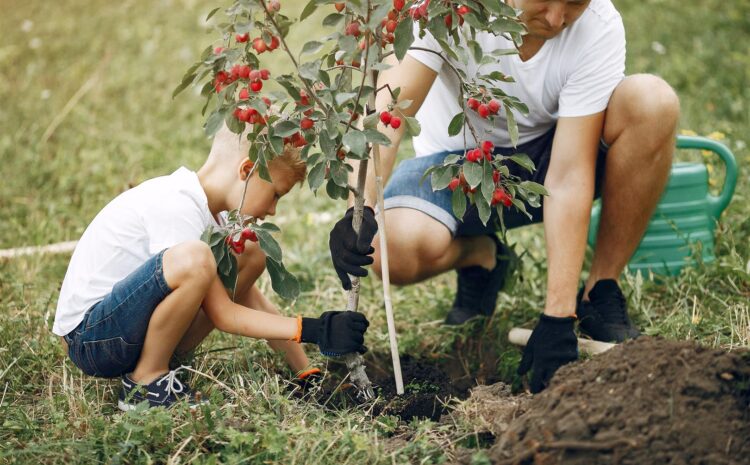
[236,32,280,54]
[283,132,308,148]
[467,97,501,119]
[226,228,258,255]
[380,110,402,129]
[465,140,495,162]
[491,188,512,207]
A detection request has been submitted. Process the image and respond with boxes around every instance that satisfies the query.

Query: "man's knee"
[372,209,452,285]
[164,240,217,286]
[613,74,680,127]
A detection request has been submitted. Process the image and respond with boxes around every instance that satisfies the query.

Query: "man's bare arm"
[351,54,438,207]
[542,112,605,316]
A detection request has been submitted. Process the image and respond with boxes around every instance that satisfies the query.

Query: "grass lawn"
[1,0,748,463]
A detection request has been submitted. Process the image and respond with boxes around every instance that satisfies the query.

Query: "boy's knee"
[165,240,217,285]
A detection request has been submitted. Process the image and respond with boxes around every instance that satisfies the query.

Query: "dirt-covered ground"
[347,337,750,465]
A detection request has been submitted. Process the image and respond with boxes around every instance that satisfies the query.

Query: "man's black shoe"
[445,236,514,325]
[577,279,641,343]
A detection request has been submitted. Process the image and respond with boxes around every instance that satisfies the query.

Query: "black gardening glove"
[329,206,378,290]
[301,311,370,356]
[517,314,578,393]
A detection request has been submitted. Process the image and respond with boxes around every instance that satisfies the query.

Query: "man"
[329,0,680,392]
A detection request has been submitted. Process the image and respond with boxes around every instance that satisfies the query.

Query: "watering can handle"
[676,135,738,221]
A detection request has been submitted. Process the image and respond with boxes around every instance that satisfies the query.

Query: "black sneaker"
[577,279,641,343]
[444,235,515,325]
[117,367,207,411]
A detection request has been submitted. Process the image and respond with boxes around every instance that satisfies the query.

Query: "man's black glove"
[301,311,369,356]
[517,314,578,393]
[329,206,378,290]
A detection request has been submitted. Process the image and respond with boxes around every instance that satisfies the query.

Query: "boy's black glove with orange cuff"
[517,313,578,393]
[294,311,369,356]
[329,206,378,290]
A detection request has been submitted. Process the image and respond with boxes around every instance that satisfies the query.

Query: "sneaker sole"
[117,400,138,412]
[117,399,208,412]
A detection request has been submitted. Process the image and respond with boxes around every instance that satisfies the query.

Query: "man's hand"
[301,311,370,356]
[329,206,378,290]
[517,314,578,393]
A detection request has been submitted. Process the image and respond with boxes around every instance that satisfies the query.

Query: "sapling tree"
[175,0,547,399]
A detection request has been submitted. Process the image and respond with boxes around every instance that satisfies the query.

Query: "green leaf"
[335,92,358,105]
[274,120,300,138]
[266,258,300,300]
[506,109,519,148]
[322,12,344,28]
[396,99,413,110]
[329,160,349,187]
[325,177,349,200]
[511,197,532,219]
[476,195,492,226]
[520,181,549,196]
[205,7,221,21]
[481,160,495,204]
[452,188,467,220]
[255,222,280,232]
[300,0,317,21]
[371,62,393,71]
[342,130,367,156]
[205,110,226,137]
[468,40,483,64]
[308,161,327,191]
[509,153,535,172]
[431,165,455,191]
[218,253,239,292]
[363,129,391,147]
[463,162,483,188]
[363,112,379,130]
[394,15,415,61]
[172,73,196,99]
[225,110,245,134]
[301,40,324,55]
[256,230,282,262]
[404,116,421,137]
[447,112,465,137]
[299,60,321,81]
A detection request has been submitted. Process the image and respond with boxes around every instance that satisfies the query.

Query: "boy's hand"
[517,314,578,393]
[329,206,378,290]
[301,311,369,356]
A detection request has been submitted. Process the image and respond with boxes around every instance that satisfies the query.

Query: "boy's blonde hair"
[210,124,306,185]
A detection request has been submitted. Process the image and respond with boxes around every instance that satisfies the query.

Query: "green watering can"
[588,135,738,276]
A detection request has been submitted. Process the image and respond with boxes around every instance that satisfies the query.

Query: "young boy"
[53,124,369,411]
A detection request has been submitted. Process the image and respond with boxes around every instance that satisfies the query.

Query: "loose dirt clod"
[484,337,750,465]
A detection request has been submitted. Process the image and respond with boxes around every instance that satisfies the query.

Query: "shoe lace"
[456,266,490,307]
[155,366,188,396]
[596,289,628,325]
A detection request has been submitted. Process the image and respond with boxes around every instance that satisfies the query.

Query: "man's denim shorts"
[63,250,173,378]
[383,125,609,237]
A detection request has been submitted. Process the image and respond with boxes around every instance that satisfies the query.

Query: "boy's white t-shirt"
[53,167,220,336]
[407,0,625,155]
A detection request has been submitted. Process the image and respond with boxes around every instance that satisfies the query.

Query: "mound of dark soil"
[486,337,750,465]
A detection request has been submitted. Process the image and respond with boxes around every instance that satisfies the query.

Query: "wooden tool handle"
[508,328,616,355]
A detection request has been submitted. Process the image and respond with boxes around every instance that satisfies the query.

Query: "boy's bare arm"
[242,284,310,372]
[202,276,298,340]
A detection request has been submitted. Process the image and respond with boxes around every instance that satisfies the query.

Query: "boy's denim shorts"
[383,125,609,237]
[63,250,173,378]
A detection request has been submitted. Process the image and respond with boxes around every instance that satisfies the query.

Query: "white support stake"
[508,327,616,356]
[372,144,404,395]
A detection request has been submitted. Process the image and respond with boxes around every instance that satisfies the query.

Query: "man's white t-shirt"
[407,0,625,155]
[53,167,220,336]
